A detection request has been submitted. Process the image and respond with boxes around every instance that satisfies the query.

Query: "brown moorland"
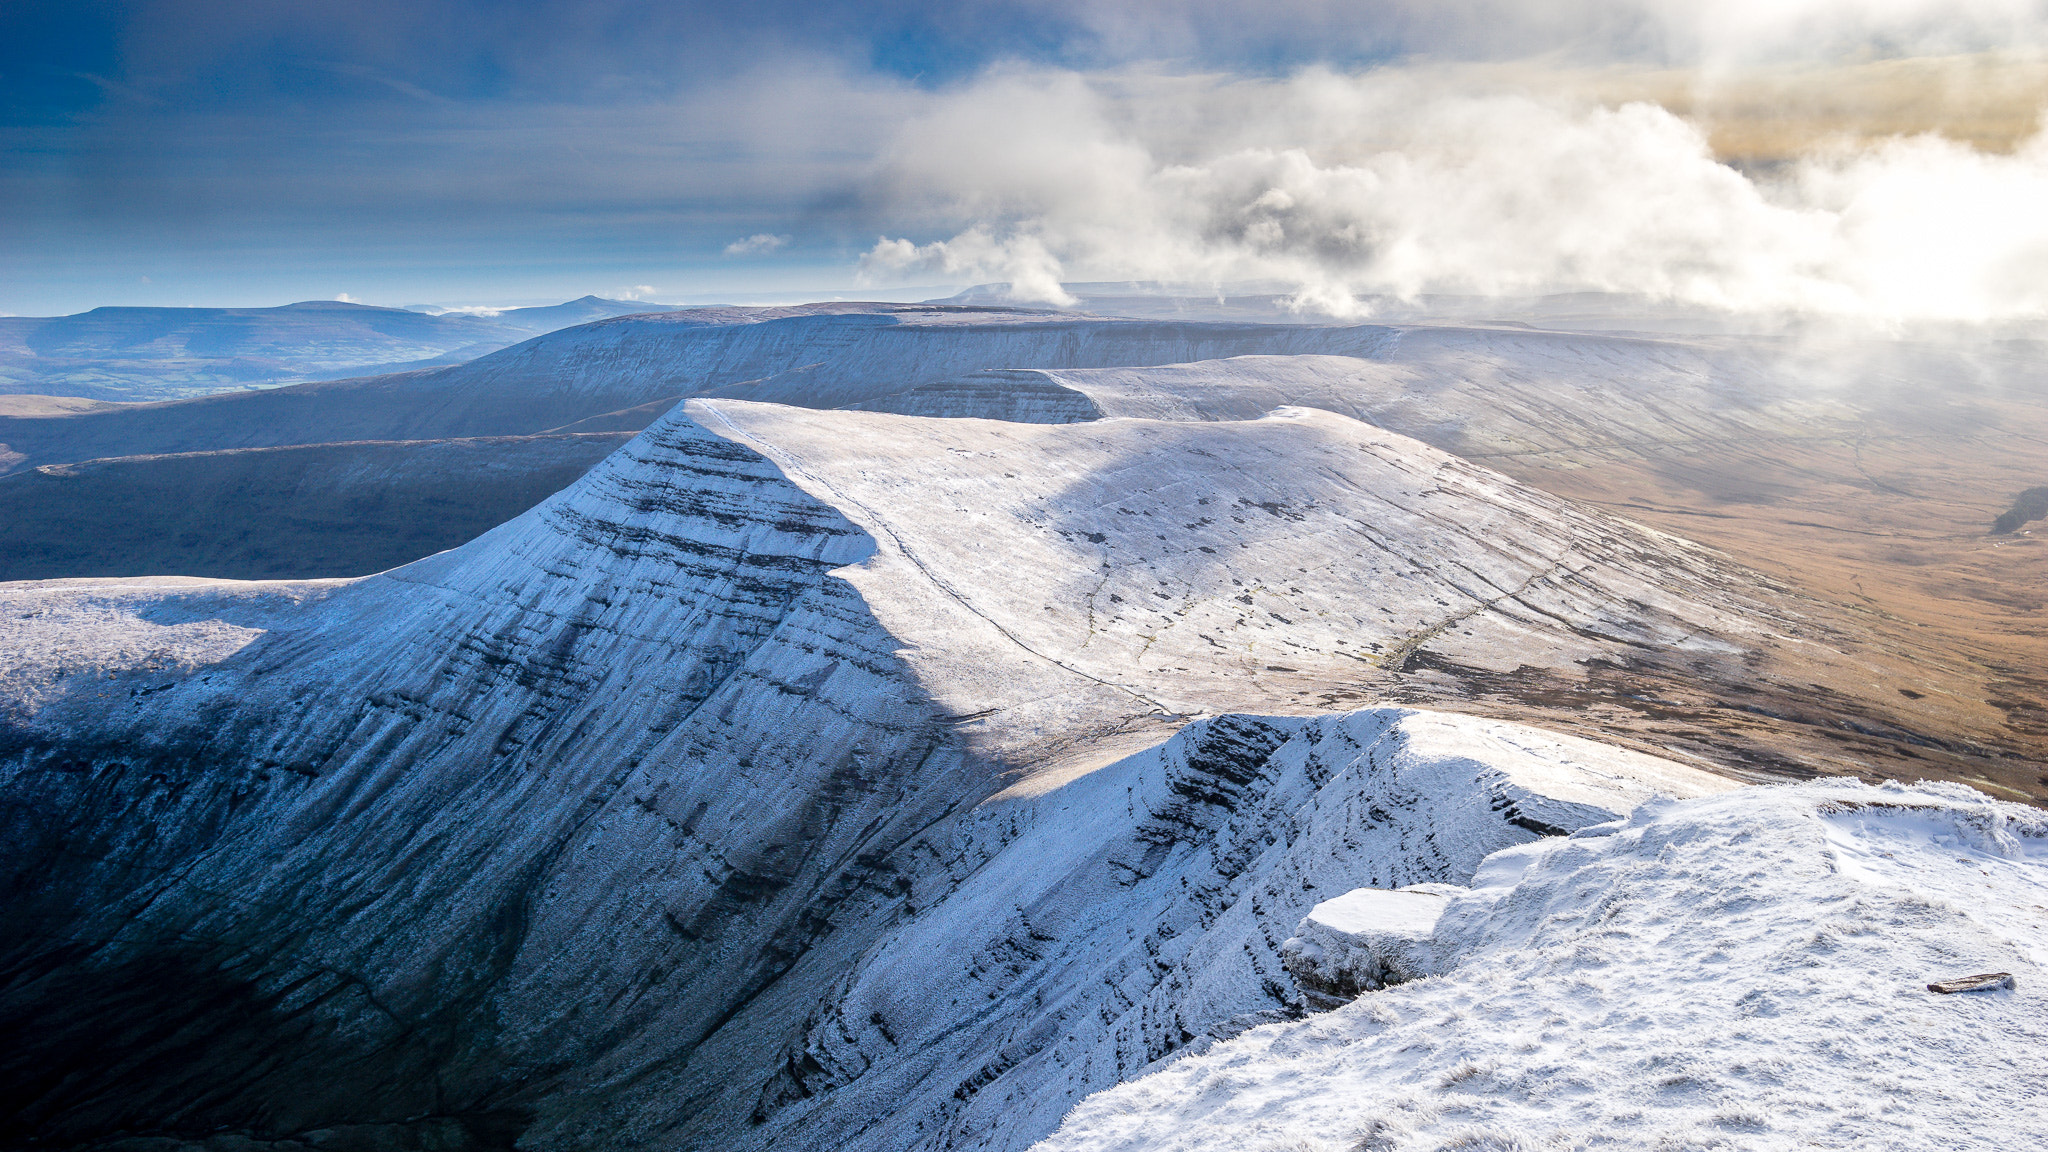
[1465,357,2048,803]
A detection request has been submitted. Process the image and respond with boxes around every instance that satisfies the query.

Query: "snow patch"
[0,576,350,719]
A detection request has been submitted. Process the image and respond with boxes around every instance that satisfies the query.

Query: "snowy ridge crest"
[734,707,1730,1151]
[1034,778,2048,1152]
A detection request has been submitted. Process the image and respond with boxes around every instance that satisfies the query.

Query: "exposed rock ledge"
[1280,884,1465,1008]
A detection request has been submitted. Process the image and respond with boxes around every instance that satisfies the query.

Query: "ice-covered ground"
[0,576,347,720]
[1035,779,2048,1152]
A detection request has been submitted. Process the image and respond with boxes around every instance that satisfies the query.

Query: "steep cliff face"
[1,412,965,1147]
[1,383,1801,1150]
[701,710,1731,1152]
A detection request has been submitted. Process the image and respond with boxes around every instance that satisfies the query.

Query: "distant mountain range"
[0,296,690,402]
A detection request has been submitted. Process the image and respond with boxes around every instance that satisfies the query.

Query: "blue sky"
[0,1,1395,313]
[4,1,2041,315]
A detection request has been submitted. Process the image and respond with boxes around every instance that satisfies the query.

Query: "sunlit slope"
[1034,777,2048,1152]
[697,399,1871,782]
[860,331,2048,798]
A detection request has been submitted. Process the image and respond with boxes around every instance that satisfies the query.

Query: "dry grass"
[1476,379,2048,802]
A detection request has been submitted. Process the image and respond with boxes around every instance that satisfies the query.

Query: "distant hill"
[0,432,631,581]
[0,296,689,402]
[0,304,1392,581]
[476,294,689,335]
[0,304,1393,474]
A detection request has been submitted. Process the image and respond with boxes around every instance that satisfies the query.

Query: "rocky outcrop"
[1992,485,2048,534]
[1279,885,1463,1007]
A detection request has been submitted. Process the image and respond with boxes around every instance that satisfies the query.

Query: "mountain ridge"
[0,296,698,402]
[0,392,1810,1150]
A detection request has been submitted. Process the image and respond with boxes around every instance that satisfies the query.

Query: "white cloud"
[857,230,1075,305]
[724,233,790,256]
[335,292,359,303]
[855,66,2048,321]
[614,284,660,299]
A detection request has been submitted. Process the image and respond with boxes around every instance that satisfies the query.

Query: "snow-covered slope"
[463,306,1393,414]
[0,388,1794,1150]
[689,709,1732,1152]
[856,333,1858,462]
[0,576,347,722]
[1034,778,2048,1152]
[7,304,2022,1152]
[695,399,1811,780]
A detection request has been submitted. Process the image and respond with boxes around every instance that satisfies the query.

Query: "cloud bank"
[857,64,2048,320]
[7,0,2048,311]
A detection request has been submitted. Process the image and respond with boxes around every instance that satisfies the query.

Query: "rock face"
[0,372,1774,1152]
[1992,485,2048,534]
[1279,886,1462,1007]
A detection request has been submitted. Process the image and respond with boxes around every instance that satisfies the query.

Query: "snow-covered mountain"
[0,309,2038,1150]
[0,367,1818,1148]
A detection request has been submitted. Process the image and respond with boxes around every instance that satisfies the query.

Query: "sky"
[4,1,2047,316]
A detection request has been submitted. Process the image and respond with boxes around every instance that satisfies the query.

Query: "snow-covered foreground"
[1036,779,2048,1152]
[718,708,1733,1151]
